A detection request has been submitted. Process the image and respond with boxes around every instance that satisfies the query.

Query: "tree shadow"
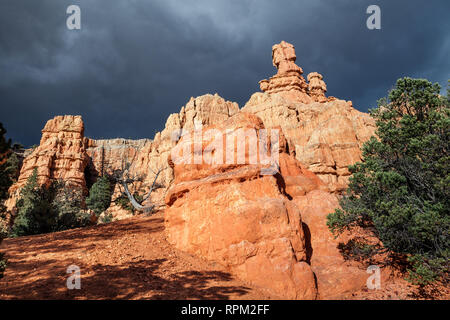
[1,258,251,300]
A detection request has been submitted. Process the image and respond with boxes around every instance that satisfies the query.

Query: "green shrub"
[98,212,113,224]
[51,181,92,231]
[115,192,143,215]
[0,122,18,278]
[86,176,112,216]
[11,170,92,236]
[327,78,449,286]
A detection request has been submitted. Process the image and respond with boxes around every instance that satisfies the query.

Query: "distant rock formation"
[5,115,89,210]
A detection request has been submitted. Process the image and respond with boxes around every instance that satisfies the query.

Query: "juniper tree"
[51,180,91,230]
[12,170,91,236]
[0,123,15,277]
[86,175,112,216]
[11,168,54,236]
[327,78,449,286]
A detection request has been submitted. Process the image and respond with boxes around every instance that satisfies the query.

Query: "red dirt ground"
[0,212,277,300]
[0,212,447,300]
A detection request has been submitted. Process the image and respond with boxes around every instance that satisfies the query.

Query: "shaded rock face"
[165,113,319,299]
[6,115,89,210]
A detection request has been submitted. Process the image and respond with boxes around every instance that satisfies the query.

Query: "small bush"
[115,192,143,215]
[98,212,113,224]
[0,217,7,279]
[86,176,112,217]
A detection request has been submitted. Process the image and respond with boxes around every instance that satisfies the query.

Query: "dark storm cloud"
[0,0,449,146]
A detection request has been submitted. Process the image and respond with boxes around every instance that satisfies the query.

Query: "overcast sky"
[1,0,449,146]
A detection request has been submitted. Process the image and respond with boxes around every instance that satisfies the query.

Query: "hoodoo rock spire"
[259,41,332,104]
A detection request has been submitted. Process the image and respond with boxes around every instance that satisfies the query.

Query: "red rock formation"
[85,138,152,220]
[86,94,240,220]
[259,41,312,103]
[243,91,376,192]
[6,115,89,210]
[307,72,328,103]
[165,112,319,299]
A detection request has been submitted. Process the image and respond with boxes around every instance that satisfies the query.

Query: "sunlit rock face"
[164,112,319,299]
[242,93,376,192]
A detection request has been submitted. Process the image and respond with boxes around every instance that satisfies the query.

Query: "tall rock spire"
[259,41,312,103]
